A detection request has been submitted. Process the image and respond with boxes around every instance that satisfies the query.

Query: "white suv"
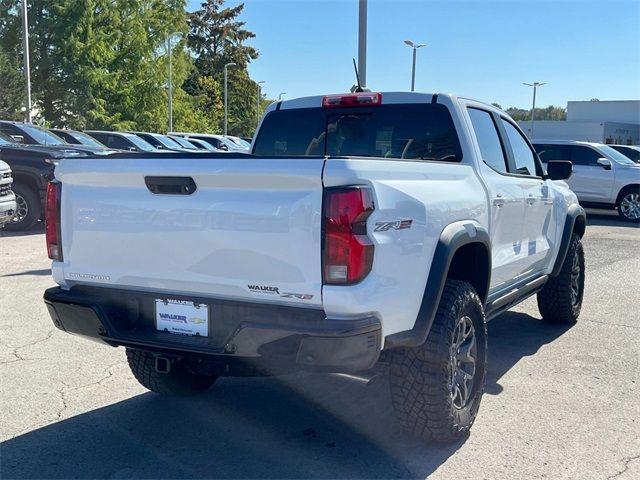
[533,140,640,222]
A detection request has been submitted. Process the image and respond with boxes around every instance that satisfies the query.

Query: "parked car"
[168,135,218,151]
[533,140,640,221]
[170,132,245,151]
[0,131,91,230]
[0,121,113,156]
[50,128,107,148]
[0,120,68,146]
[0,159,16,228]
[85,131,163,153]
[225,135,251,150]
[130,132,200,152]
[44,92,586,443]
[609,144,640,164]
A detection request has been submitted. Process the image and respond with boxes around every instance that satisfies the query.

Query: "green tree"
[187,0,260,135]
[0,47,25,120]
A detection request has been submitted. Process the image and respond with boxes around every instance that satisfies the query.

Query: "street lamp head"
[258,80,265,86]
[225,62,236,68]
[405,40,426,49]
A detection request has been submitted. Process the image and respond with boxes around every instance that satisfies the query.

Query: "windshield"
[71,131,106,147]
[611,146,640,162]
[227,136,251,148]
[20,124,67,145]
[599,145,638,165]
[0,131,16,145]
[126,134,157,152]
[155,135,184,150]
[253,103,462,162]
[171,136,198,149]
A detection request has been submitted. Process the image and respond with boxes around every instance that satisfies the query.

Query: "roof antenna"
[351,58,364,93]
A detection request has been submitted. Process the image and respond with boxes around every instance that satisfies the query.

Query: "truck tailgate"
[55,156,325,307]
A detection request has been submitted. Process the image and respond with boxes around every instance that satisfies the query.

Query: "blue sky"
[187,0,640,109]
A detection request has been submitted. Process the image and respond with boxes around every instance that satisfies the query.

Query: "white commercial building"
[518,100,640,145]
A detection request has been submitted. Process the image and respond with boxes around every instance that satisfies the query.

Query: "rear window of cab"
[253,103,462,162]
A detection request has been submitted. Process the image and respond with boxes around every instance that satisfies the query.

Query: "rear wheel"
[389,280,487,443]
[537,233,585,323]
[616,187,640,222]
[126,349,218,396]
[4,183,40,231]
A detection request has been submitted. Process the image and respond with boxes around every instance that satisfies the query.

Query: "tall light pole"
[224,62,236,135]
[404,40,426,92]
[358,0,367,88]
[278,92,286,101]
[21,0,32,122]
[167,32,182,133]
[523,82,546,138]
[256,81,265,125]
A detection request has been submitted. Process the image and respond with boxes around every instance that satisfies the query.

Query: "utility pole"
[357,0,367,88]
[404,40,426,92]
[21,0,32,122]
[224,62,236,135]
[256,81,265,125]
[167,32,182,133]
[523,82,546,138]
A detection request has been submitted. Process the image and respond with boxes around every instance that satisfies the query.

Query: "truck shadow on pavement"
[0,224,44,238]
[1,312,573,479]
[585,209,638,228]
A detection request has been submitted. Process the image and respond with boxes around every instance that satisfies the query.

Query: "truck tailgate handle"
[145,176,197,195]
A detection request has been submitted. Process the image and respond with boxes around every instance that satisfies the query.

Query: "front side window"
[468,108,507,173]
[254,103,462,162]
[500,119,538,176]
[569,146,601,166]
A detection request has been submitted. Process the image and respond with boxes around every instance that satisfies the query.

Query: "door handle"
[493,194,505,207]
[527,193,536,205]
[145,176,197,195]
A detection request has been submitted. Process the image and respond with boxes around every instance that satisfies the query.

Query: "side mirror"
[128,146,137,152]
[10,135,25,143]
[218,144,228,151]
[597,158,612,170]
[546,160,572,180]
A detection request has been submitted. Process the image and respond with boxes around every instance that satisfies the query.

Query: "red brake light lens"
[46,181,62,261]
[322,92,382,109]
[323,187,374,284]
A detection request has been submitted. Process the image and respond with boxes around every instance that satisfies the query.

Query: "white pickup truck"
[44,92,586,442]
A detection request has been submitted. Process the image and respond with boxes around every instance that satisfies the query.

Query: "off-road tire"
[389,280,487,443]
[537,233,585,323]
[126,348,218,396]
[616,186,640,223]
[4,183,41,231]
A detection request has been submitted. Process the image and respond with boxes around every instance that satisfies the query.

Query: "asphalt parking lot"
[1,210,638,480]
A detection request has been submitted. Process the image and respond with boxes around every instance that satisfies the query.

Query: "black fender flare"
[384,221,491,349]
[551,204,586,278]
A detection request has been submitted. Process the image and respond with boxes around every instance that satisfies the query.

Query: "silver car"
[533,140,640,222]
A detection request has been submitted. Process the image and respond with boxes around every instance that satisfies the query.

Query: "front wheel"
[3,184,41,231]
[616,187,640,222]
[537,233,585,323]
[126,349,218,396]
[389,280,487,443]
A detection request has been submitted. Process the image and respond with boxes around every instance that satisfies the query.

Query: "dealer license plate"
[155,299,209,337]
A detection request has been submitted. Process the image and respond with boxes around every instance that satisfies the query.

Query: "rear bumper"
[44,286,381,374]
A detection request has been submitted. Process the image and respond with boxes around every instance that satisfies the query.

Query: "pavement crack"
[607,453,640,479]
[10,330,55,362]
[54,380,70,420]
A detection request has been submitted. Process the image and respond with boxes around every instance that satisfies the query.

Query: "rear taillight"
[322,92,382,109]
[323,187,374,284]
[46,181,62,261]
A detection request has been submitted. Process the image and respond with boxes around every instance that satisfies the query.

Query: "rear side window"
[500,119,538,176]
[253,104,462,162]
[534,144,570,163]
[467,108,507,174]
